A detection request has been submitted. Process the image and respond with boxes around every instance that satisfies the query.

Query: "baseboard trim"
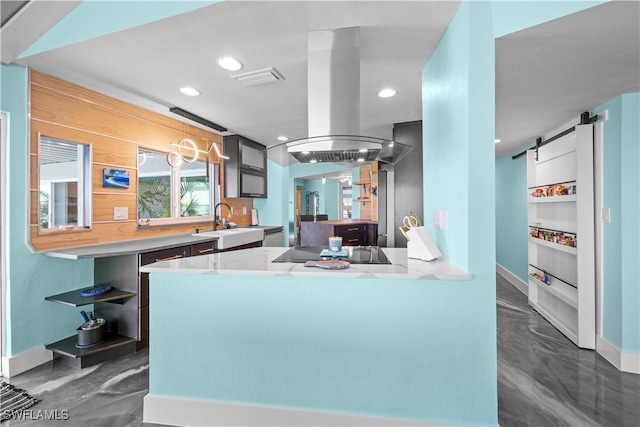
[496,263,528,296]
[143,394,448,427]
[1,346,52,378]
[597,336,640,374]
[621,350,640,374]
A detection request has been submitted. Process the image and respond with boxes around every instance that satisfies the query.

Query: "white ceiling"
[4,1,639,160]
[495,0,640,158]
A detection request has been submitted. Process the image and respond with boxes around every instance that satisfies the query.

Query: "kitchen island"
[140,246,469,280]
[141,247,496,426]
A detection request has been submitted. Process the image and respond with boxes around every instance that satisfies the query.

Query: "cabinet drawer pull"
[156,254,183,262]
[198,248,214,254]
[348,227,360,231]
[347,238,359,243]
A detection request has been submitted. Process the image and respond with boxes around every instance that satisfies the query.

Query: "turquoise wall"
[591,93,640,353]
[619,94,639,353]
[150,272,497,425]
[286,162,351,230]
[1,64,94,356]
[420,1,497,423]
[253,159,288,246]
[300,179,339,220]
[20,1,219,59]
[351,168,361,219]
[495,155,529,282]
[423,1,495,276]
[593,97,623,348]
[325,180,339,219]
[276,162,351,243]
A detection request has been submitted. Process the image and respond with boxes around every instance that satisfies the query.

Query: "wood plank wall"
[29,71,252,251]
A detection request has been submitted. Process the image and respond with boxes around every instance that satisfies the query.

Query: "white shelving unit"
[526,124,595,349]
[528,195,577,204]
[528,237,578,255]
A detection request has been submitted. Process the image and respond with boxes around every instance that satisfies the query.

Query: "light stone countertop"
[140,247,472,281]
[43,234,220,260]
[42,226,284,260]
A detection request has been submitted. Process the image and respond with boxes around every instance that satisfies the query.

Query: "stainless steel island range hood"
[284,27,412,165]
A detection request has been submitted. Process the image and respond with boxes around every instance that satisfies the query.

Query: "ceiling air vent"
[231,67,284,87]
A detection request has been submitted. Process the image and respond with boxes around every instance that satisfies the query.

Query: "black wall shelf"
[45,288,135,307]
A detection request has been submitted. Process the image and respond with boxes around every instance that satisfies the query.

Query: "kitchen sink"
[193,228,264,249]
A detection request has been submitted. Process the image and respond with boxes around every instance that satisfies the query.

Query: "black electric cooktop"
[272,246,391,265]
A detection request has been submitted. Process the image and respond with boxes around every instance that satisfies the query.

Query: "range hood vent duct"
[274,27,412,165]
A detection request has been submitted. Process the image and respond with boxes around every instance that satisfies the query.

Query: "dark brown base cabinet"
[300,221,378,247]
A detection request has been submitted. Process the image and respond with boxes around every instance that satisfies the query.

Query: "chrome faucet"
[213,202,231,230]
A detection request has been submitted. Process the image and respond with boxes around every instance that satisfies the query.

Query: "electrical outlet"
[602,207,611,223]
[114,207,128,220]
[243,207,247,215]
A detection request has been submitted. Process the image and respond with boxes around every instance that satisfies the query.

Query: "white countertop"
[43,234,219,259]
[42,226,284,259]
[140,247,471,281]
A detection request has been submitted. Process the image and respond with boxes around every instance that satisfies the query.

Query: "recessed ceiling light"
[217,56,243,71]
[378,88,397,98]
[358,148,368,153]
[494,139,501,144]
[180,87,200,96]
[301,151,311,155]
[357,158,365,163]
[277,136,289,141]
[310,159,318,164]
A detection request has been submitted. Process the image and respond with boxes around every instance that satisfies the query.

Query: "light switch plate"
[243,207,247,215]
[440,211,448,230]
[114,207,128,220]
[433,211,448,230]
[602,207,611,223]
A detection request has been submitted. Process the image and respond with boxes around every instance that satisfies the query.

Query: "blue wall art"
[103,168,130,188]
